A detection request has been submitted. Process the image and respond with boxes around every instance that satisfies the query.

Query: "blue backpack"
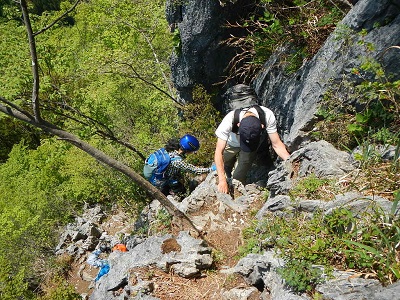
[143,148,174,187]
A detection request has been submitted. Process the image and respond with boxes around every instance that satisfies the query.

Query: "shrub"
[222,0,350,82]
[179,85,222,166]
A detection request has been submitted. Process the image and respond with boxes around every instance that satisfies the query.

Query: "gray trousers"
[223,144,257,184]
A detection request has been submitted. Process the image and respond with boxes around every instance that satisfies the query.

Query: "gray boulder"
[89,231,212,300]
[234,252,308,300]
[266,140,355,196]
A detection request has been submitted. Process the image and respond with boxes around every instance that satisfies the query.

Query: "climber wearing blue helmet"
[145,134,216,198]
[179,134,200,152]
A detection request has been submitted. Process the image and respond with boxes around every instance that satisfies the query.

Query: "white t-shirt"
[215,106,277,148]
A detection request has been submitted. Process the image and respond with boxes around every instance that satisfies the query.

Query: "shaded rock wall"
[166,0,257,101]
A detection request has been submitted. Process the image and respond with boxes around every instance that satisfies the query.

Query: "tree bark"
[20,0,41,122]
[0,102,195,226]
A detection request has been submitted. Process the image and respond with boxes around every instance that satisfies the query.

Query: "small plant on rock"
[289,173,336,201]
[278,259,325,293]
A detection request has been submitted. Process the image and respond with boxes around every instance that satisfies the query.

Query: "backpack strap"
[231,105,266,134]
[169,152,182,163]
[232,108,241,134]
[253,105,266,131]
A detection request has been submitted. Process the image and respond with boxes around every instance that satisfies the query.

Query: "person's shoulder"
[259,106,276,116]
[259,105,273,112]
[217,110,235,128]
[224,110,235,118]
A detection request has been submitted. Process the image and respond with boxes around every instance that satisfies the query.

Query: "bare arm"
[214,138,229,193]
[268,132,290,160]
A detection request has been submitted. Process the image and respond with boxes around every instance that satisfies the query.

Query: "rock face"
[167,0,400,151]
[89,231,213,300]
[266,140,356,196]
[165,0,257,101]
[253,0,400,150]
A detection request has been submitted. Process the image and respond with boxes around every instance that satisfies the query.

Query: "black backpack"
[223,84,266,133]
[232,105,266,134]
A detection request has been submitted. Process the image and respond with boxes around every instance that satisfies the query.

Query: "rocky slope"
[55,0,400,298]
[57,141,399,300]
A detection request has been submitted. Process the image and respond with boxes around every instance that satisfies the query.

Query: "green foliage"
[58,143,146,207]
[0,117,42,162]
[0,18,31,99]
[224,0,350,81]
[43,0,177,152]
[241,196,400,293]
[0,262,32,300]
[317,33,399,151]
[38,277,81,300]
[346,100,396,142]
[344,140,399,202]
[251,10,284,64]
[0,141,89,298]
[278,259,324,293]
[172,27,182,55]
[342,200,400,283]
[314,38,399,203]
[289,173,334,200]
[237,237,261,258]
[180,85,222,166]
[0,137,148,297]
[283,47,308,74]
[211,248,226,265]
[237,221,262,257]
[156,208,172,228]
[352,140,385,167]
[324,208,355,237]
[30,0,62,15]
[1,0,178,158]
[140,208,173,236]
[312,109,356,150]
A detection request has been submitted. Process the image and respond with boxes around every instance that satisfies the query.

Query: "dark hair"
[165,138,180,152]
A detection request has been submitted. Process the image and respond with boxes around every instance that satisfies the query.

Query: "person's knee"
[233,159,254,183]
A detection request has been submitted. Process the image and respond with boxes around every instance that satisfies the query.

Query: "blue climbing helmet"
[179,134,200,152]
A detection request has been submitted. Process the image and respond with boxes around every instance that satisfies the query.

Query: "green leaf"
[344,240,380,255]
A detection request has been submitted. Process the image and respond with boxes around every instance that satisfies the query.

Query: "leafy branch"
[33,0,81,36]
[0,0,201,235]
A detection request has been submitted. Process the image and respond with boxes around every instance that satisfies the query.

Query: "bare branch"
[379,46,400,60]
[0,96,34,119]
[326,0,348,14]
[95,130,146,161]
[111,61,183,107]
[122,21,177,100]
[33,0,81,36]
[20,0,41,122]
[0,101,201,235]
[41,99,146,160]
